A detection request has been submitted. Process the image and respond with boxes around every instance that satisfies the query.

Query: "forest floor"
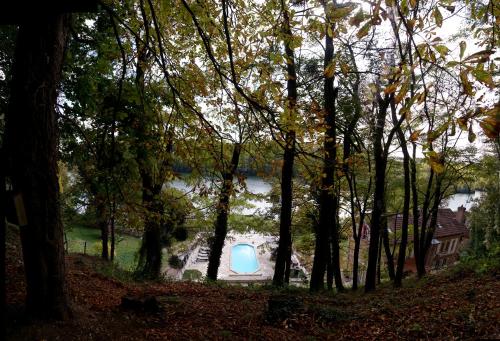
[6,226,500,340]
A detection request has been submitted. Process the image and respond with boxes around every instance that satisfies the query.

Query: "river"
[169,175,483,215]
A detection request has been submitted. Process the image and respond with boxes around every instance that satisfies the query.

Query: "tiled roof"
[388,208,469,240]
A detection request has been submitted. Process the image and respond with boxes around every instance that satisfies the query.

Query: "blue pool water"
[231,244,259,273]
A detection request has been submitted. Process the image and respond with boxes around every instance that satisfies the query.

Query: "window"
[450,239,457,253]
[441,241,448,254]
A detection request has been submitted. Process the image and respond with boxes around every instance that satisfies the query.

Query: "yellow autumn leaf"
[460,70,474,96]
[410,129,422,142]
[340,63,350,76]
[324,61,336,78]
[384,83,398,94]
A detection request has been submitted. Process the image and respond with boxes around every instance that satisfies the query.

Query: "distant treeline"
[172,141,282,177]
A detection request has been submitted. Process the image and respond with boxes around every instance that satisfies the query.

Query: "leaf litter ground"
[6,228,500,340]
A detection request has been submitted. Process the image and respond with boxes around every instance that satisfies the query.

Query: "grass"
[64,224,141,271]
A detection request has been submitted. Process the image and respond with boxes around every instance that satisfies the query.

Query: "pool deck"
[180,232,277,282]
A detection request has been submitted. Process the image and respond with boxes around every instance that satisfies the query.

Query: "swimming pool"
[230,243,259,273]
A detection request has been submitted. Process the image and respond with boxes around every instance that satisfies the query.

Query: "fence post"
[84,241,87,255]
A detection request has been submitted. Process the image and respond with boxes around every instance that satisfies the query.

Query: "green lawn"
[65,225,141,271]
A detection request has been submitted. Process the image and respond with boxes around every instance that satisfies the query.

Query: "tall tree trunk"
[382,211,395,280]
[352,206,367,290]
[410,142,421,276]
[416,168,434,277]
[394,165,411,287]
[377,233,382,284]
[273,2,297,288]
[421,174,443,270]
[135,32,164,279]
[352,234,361,290]
[273,132,295,286]
[3,14,71,319]
[110,199,116,262]
[326,253,334,290]
[365,96,390,293]
[0,148,5,335]
[137,175,163,279]
[284,240,292,284]
[96,196,109,260]
[346,145,371,291]
[393,102,410,287]
[207,143,241,281]
[343,42,364,291]
[311,22,343,291]
[331,204,344,291]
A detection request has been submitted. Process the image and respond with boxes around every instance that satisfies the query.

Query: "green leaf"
[427,122,449,142]
[468,126,476,143]
[340,62,350,76]
[435,45,449,58]
[459,41,466,59]
[433,7,443,27]
[425,151,445,174]
[395,79,409,103]
[401,0,408,14]
[457,117,468,131]
[349,10,365,27]
[356,21,372,39]
[430,160,445,173]
[330,6,355,21]
[472,69,495,88]
[327,25,334,38]
[449,121,456,136]
[463,50,494,63]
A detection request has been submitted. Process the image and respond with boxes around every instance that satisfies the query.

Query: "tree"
[468,141,500,258]
[61,12,130,262]
[0,144,5,337]
[273,0,298,288]
[3,14,72,319]
[309,0,357,293]
[0,25,16,336]
[133,11,174,279]
[364,84,395,292]
[206,142,242,280]
[392,99,411,288]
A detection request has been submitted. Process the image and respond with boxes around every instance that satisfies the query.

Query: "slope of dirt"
[6,227,500,340]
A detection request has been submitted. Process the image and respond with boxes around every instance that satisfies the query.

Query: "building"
[388,206,469,272]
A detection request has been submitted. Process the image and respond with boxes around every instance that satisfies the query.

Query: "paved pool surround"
[181,232,276,282]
